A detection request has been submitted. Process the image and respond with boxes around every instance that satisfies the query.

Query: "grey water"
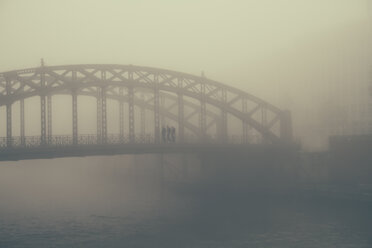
[0,156,371,248]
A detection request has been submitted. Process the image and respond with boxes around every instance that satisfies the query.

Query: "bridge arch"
[0,64,292,147]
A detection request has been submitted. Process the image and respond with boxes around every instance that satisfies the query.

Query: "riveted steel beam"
[0,64,286,144]
[47,95,52,144]
[20,99,25,146]
[96,87,102,144]
[128,86,135,143]
[199,82,206,140]
[72,91,78,145]
[119,87,124,142]
[40,68,46,146]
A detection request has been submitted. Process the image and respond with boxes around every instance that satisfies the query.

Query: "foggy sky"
[0,0,371,150]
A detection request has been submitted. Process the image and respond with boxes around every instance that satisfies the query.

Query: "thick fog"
[1,2,372,247]
[0,0,371,150]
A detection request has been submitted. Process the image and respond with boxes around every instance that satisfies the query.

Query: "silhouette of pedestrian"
[161,126,166,143]
[167,125,171,142]
[171,126,176,143]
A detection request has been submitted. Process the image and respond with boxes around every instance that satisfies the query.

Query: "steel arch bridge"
[0,64,292,153]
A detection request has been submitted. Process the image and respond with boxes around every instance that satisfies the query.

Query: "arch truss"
[0,64,292,148]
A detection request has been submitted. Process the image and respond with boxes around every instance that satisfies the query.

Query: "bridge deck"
[0,143,291,161]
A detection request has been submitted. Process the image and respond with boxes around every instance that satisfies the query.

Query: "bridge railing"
[0,133,261,150]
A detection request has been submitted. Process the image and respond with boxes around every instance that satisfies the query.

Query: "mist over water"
[0,156,371,248]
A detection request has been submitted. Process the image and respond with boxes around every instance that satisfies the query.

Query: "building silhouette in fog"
[319,61,372,138]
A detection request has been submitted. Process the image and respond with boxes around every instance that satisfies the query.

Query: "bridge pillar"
[220,88,228,143]
[47,95,52,144]
[20,99,25,146]
[160,95,165,127]
[101,86,107,144]
[140,95,146,142]
[128,86,135,143]
[199,82,207,142]
[96,85,107,144]
[154,74,160,143]
[178,78,184,143]
[6,104,12,148]
[5,77,12,148]
[119,87,124,142]
[96,88,102,144]
[40,95,47,146]
[72,90,78,145]
[40,66,47,146]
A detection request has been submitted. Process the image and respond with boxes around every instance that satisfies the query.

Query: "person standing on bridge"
[171,126,176,143]
[167,125,171,142]
[162,126,167,143]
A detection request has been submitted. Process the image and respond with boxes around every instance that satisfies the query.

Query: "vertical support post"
[199,82,206,141]
[220,88,228,143]
[154,74,160,143]
[20,99,25,146]
[6,104,12,148]
[40,95,46,146]
[140,95,146,141]
[242,98,248,144]
[128,87,135,143]
[101,86,107,144]
[47,95,52,144]
[160,95,165,126]
[5,77,12,148]
[40,95,46,145]
[178,78,184,143]
[40,67,46,146]
[96,87,102,144]
[101,70,107,144]
[119,87,124,142]
[128,69,135,143]
[72,70,78,145]
[72,91,78,145]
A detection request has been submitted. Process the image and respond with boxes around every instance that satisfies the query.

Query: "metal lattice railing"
[0,133,259,150]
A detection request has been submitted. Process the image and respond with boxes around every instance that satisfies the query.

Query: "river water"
[0,156,371,248]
